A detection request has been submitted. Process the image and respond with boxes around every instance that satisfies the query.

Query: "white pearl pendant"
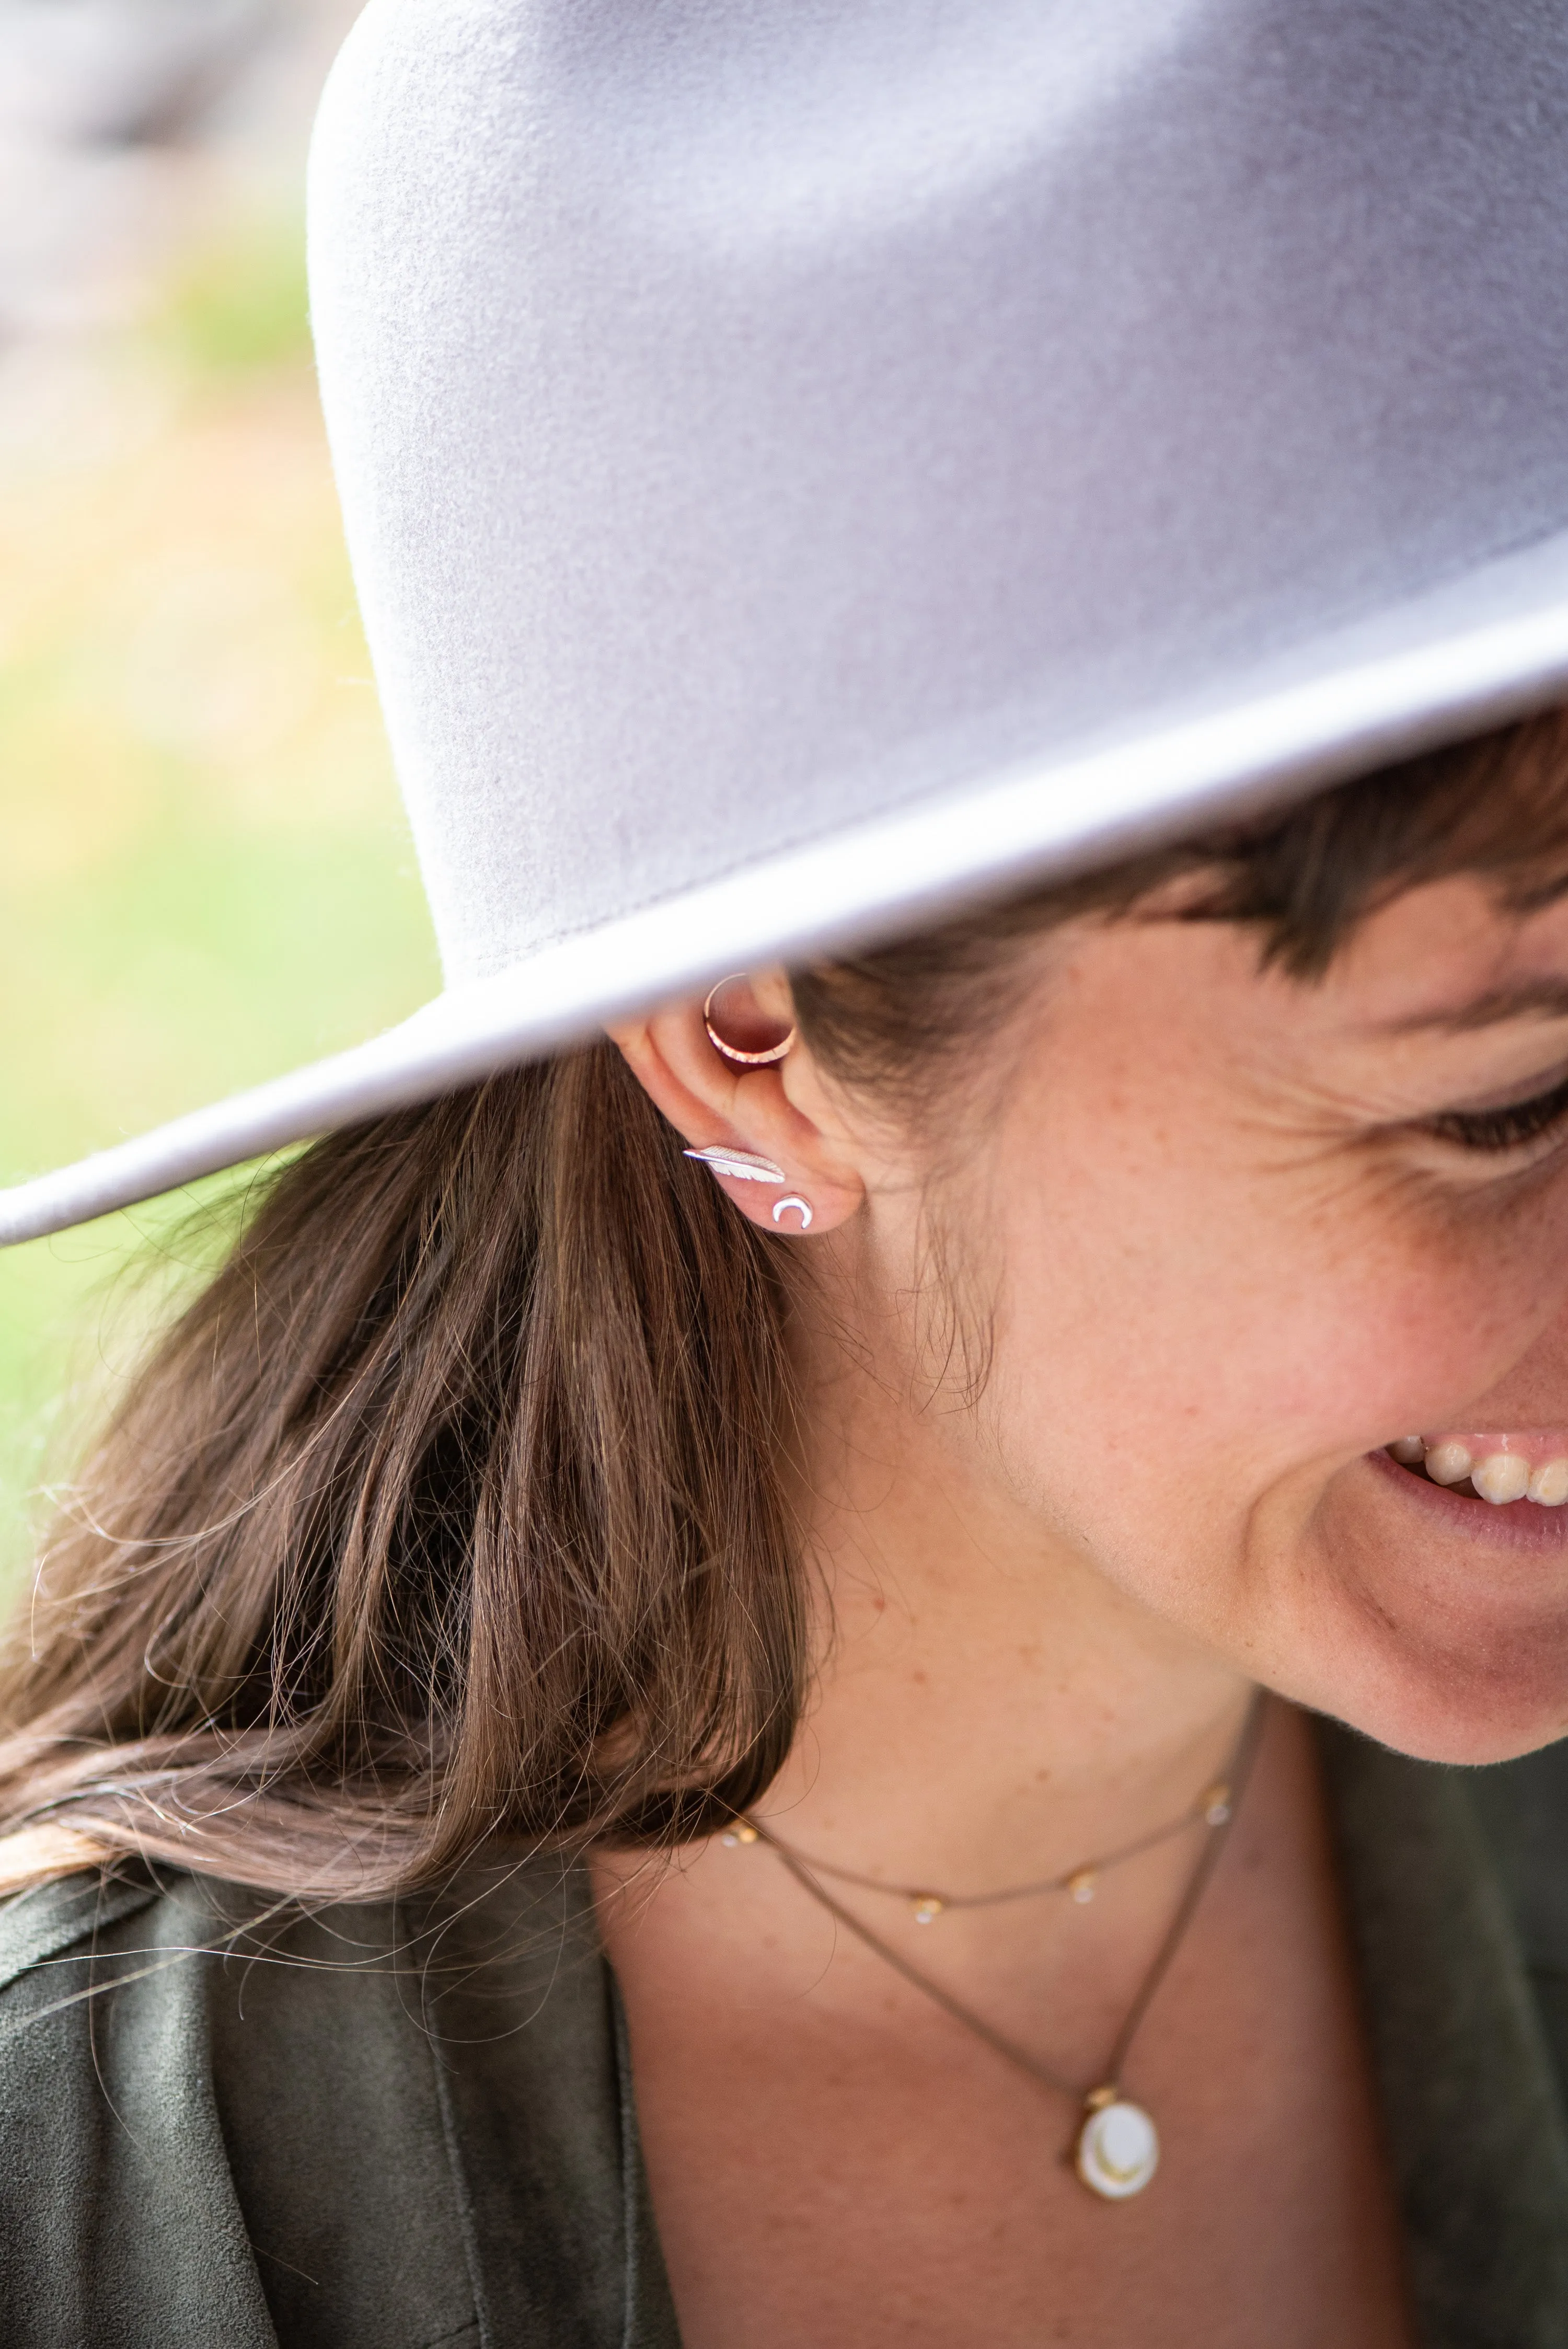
[1075,2098,1160,2200]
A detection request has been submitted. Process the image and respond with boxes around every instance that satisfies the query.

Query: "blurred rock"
[0,0,355,339]
[0,0,272,147]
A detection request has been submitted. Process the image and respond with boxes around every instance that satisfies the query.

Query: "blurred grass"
[159,217,312,376]
[0,211,439,1592]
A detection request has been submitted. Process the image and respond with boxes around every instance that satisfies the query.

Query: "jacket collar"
[1317,1719,1568,2347]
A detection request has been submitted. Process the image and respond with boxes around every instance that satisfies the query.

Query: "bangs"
[793,701,1568,1106]
[1180,702,1568,976]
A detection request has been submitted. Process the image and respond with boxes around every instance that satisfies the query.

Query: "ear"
[607,973,864,1236]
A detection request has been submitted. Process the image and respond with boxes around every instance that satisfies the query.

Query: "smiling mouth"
[1385,1434,1568,1507]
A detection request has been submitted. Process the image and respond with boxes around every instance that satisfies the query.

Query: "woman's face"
[905,874,1568,1764]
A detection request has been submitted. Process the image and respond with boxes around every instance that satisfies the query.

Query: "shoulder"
[0,1850,162,1993]
[0,1852,632,2349]
[0,1861,281,2344]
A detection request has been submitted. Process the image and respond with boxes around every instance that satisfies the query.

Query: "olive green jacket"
[1,1724,1566,2348]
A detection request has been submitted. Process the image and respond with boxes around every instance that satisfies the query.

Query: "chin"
[1275,1447,1568,1767]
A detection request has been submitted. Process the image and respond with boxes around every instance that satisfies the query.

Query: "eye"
[1427,1068,1568,1154]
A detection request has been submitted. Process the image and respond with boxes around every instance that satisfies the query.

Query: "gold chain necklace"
[723,1695,1266,2203]
[723,1763,1241,1921]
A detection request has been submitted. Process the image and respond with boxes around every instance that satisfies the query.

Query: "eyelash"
[1427,1070,1568,1154]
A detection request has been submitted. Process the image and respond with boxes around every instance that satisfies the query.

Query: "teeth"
[1424,1441,1474,1487]
[1402,1435,1568,1506]
[1472,1452,1531,1505]
[1528,1459,1568,1507]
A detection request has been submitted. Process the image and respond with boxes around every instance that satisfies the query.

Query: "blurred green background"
[0,210,438,1590]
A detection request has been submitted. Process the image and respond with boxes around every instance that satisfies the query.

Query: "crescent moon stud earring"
[771,1196,813,1230]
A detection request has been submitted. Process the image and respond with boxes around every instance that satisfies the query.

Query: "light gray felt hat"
[7,0,1568,1245]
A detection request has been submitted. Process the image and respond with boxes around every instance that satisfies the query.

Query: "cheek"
[973,1146,1559,1609]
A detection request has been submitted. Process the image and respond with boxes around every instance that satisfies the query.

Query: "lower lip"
[1367,1445,1568,1554]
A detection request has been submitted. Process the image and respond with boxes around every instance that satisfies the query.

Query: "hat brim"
[7,523,1568,1249]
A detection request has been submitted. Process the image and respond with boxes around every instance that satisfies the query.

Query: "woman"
[2,3,1568,2343]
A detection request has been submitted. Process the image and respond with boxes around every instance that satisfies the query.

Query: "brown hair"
[4,709,1568,1897]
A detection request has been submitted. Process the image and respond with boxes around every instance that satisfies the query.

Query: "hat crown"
[308,0,1568,986]
[8,0,1568,1247]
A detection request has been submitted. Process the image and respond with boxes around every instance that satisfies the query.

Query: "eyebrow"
[1388,980,1568,1034]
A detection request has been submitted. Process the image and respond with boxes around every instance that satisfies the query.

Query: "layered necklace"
[721,1695,1266,2202]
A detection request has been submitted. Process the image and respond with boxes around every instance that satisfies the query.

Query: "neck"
[770,1317,1252,1889]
